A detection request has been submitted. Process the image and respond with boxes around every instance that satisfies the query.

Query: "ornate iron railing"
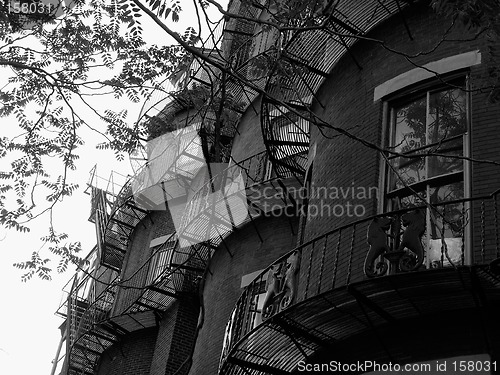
[219,189,500,368]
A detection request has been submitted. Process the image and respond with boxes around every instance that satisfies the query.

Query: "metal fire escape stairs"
[261,0,415,181]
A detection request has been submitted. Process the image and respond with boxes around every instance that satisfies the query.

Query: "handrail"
[178,150,273,233]
[219,189,500,368]
[65,233,181,375]
[113,233,179,314]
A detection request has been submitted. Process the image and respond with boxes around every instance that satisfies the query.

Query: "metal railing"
[179,150,273,237]
[72,269,118,335]
[113,233,180,314]
[219,189,500,367]
[63,234,183,375]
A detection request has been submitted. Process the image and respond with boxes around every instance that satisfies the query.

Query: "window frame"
[379,72,473,267]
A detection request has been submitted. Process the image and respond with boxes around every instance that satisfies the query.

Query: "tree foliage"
[0,0,499,280]
[0,0,199,279]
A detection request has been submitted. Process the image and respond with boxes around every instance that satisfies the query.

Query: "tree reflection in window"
[386,81,469,268]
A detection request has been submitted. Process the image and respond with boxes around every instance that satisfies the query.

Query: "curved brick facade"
[230,97,266,163]
[304,4,500,284]
[189,214,299,374]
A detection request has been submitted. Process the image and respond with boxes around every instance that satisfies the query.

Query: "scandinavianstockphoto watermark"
[249,183,378,219]
[297,360,429,373]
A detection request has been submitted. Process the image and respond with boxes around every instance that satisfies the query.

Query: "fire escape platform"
[220,266,500,375]
[107,310,161,333]
[179,174,302,248]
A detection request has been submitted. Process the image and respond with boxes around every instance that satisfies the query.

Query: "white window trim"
[373,50,481,102]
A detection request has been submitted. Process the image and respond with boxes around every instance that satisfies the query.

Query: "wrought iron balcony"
[219,190,500,374]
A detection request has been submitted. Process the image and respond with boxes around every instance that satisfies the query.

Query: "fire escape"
[174,0,309,273]
[260,0,418,179]
[55,161,189,375]
[54,11,273,374]
[134,0,305,289]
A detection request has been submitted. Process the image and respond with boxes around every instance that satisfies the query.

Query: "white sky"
[0,2,227,374]
[0,98,135,375]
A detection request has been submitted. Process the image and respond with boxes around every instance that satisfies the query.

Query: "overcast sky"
[0,2,228,374]
[0,110,133,375]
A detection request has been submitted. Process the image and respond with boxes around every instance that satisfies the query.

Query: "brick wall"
[188,214,299,375]
[113,209,176,315]
[149,298,200,375]
[230,96,266,162]
[150,304,179,375]
[96,327,158,375]
[303,3,500,282]
[165,298,199,375]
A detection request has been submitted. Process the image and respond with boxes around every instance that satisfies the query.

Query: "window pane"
[428,88,467,144]
[394,96,427,153]
[390,96,427,190]
[427,137,463,178]
[429,181,464,204]
[389,87,466,191]
[427,183,465,267]
[390,155,426,190]
[391,189,427,208]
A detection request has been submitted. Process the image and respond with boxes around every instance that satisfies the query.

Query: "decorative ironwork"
[220,191,500,373]
[364,216,392,277]
[398,209,426,272]
[364,209,428,277]
[261,250,300,319]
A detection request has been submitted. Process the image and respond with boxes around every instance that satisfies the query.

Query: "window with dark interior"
[384,77,470,267]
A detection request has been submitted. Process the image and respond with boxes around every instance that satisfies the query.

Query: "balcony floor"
[220,266,500,375]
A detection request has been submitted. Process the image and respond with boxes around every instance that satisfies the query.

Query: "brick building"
[52,1,500,374]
